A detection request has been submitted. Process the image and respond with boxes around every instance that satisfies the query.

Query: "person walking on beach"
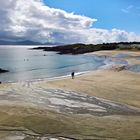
[71,72,75,79]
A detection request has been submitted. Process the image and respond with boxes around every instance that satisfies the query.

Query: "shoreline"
[0,65,140,111]
[0,49,140,85]
[2,67,137,85]
[1,49,140,84]
[1,50,140,107]
[0,70,93,84]
[0,50,140,139]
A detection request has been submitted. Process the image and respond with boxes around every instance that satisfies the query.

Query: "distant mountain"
[0,40,62,45]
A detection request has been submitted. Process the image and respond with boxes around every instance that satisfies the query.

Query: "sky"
[0,0,140,44]
[46,0,140,33]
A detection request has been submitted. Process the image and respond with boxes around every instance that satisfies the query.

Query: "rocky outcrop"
[0,68,9,74]
[109,65,128,72]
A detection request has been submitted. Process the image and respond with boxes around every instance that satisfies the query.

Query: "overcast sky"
[0,0,140,44]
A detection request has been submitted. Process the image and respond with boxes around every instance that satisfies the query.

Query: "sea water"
[0,46,126,82]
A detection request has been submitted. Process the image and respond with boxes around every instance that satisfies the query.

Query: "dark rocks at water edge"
[32,42,140,55]
[0,68,9,74]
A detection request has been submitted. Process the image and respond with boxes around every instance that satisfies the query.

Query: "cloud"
[121,9,129,13]
[0,0,140,44]
[121,5,134,13]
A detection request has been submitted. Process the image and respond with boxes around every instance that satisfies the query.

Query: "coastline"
[1,50,140,108]
[1,50,140,106]
[1,49,140,84]
[0,50,140,139]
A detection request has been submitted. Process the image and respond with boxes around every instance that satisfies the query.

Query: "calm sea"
[0,46,125,82]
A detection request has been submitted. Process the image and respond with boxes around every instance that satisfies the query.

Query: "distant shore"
[32,42,140,54]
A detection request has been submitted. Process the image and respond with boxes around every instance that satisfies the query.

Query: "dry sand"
[46,70,140,108]
[0,50,140,139]
[89,50,140,56]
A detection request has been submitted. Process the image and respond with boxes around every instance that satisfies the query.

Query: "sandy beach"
[0,50,140,139]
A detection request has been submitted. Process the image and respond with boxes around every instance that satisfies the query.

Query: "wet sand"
[46,70,140,108]
[0,50,140,139]
[46,50,140,108]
